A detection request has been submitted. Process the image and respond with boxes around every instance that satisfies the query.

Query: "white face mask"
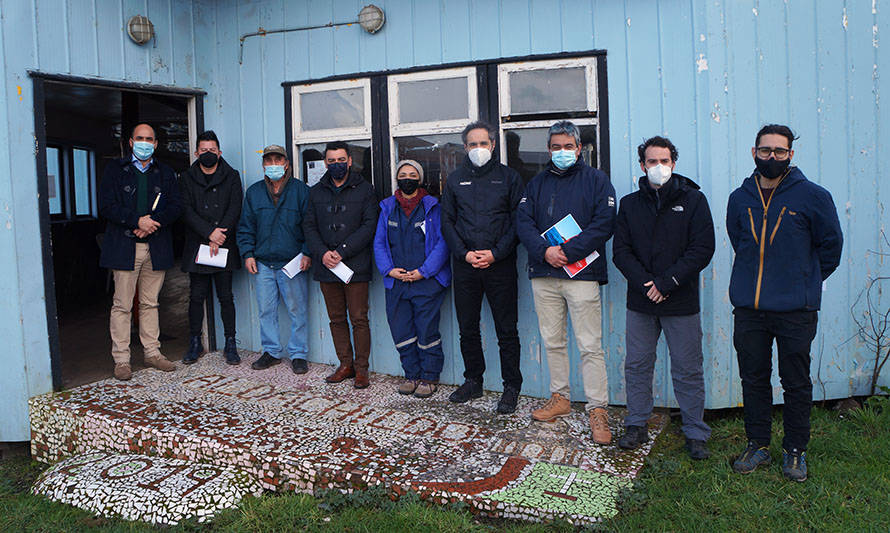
[468,147,492,167]
[646,163,672,187]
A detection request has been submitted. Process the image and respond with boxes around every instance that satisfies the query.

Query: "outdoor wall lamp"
[239,4,385,64]
[126,15,155,46]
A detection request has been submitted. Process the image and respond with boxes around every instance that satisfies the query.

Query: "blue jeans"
[255,261,308,360]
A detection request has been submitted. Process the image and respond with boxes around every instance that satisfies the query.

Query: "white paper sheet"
[195,244,228,268]
[281,253,306,279]
[306,160,326,186]
[329,261,354,284]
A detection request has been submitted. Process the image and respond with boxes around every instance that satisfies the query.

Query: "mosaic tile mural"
[31,451,263,525]
[30,353,666,525]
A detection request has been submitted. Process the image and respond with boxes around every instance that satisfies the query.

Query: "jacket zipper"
[747,208,759,244]
[752,172,788,309]
[769,206,787,245]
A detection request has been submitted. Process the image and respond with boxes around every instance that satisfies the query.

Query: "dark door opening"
[38,79,199,388]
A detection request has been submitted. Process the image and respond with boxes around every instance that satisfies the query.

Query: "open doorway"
[34,77,204,389]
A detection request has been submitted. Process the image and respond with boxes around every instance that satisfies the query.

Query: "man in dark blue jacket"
[237,145,312,375]
[441,121,524,414]
[612,136,715,460]
[727,124,843,482]
[99,123,182,380]
[516,121,617,444]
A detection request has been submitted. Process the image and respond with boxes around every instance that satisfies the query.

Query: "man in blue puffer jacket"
[727,124,843,483]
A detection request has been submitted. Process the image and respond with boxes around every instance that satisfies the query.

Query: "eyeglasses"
[756,146,791,160]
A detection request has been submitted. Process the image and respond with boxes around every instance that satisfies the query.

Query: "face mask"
[397,179,420,195]
[551,149,577,170]
[132,141,155,160]
[646,164,672,187]
[327,162,349,180]
[468,147,492,167]
[264,165,285,181]
[198,152,219,168]
[754,157,790,180]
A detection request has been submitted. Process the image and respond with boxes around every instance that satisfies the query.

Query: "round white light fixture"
[127,15,155,45]
[358,4,385,34]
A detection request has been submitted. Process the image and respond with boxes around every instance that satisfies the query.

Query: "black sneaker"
[291,358,308,375]
[685,438,711,460]
[732,441,772,473]
[223,337,240,365]
[183,335,203,365]
[251,352,281,370]
[782,448,807,482]
[618,425,649,450]
[496,386,520,414]
[448,380,483,403]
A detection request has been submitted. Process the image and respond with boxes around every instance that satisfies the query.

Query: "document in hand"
[540,214,600,278]
[329,261,354,284]
[195,244,228,268]
[281,253,306,279]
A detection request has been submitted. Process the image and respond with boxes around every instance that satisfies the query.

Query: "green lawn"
[2,395,888,532]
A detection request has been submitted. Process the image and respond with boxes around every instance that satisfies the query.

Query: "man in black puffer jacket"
[612,136,715,460]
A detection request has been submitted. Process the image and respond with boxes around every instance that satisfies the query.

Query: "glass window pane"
[46,147,62,215]
[394,133,464,196]
[300,88,365,131]
[504,125,598,184]
[298,139,372,187]
[73,148,91,216]
[398,78,468,124]
[508,67,587,114]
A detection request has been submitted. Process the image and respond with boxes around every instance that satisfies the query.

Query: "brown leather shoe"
[531,393,572,422]
[353,372,370,389]
[113,363,132,381]
[325,365,355,383]
[589,407,612,445]
[145,354,175,372]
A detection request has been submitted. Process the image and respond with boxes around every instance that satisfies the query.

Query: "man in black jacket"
[179,130,243,366]
[612,136,715,459]
[441,121,524,414]
[303,141,378,389]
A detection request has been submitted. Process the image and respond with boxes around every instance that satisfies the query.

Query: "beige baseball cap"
[262,144,287,158]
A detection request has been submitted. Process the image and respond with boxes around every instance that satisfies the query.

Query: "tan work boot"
[145,354,175,372]
[398,379,419,395]
[113,363,132,381]
[531,393,572,422]
[413,381,438,399]
[589,407,612,445]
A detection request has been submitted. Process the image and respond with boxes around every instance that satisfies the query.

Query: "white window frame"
[499,118,602,169]
[291,78,372,145]
[497,57,598,118]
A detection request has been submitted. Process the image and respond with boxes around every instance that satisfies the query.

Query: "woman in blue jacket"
[373,160,451,398]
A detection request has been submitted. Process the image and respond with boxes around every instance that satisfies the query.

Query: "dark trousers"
[452,255,522,389]
[733,308,818,451]
[385,279,447,382]
[188,271,235,338]
[320,281,371,374]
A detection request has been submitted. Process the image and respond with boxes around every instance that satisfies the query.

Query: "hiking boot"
[448,380,483,403]
[531,393,572,422]
[732,442,772,474]
[183,335,203,365]
[113,363,132,381]
[145,354,175,372]
[782,448,807,482]
[685,438,711,460]
[496,386,520,414]
[589,408,612,445]
[251,352,281,370]
[618,425,649,450]
[223,337,240,365]
[291,358,308,375]
[398,379,419,395]
[326,365,355,383]
[414,381,438,398]
[353,372,370,389]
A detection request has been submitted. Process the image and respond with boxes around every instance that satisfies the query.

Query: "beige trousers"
[531,277,608,410]
[110,243,166,363]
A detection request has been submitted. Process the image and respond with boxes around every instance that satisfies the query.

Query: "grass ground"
[2,395,888,532]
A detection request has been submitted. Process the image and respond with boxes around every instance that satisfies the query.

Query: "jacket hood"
[185,156,236,186]
[320,167,366,190]
[639,173,700,193]
[740,165,805,198]
[546,158,588,177]
[462,153,500,177]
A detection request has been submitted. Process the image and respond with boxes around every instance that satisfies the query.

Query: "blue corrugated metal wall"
[1,0,888,440]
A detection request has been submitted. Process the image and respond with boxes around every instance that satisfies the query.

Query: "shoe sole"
[733,458,772,474]
[448,392,483,403]
[414,392,435,398]
[784,474,807,482]
[354,383,370,389]
[531,412,572,422]
[593,437,612,445]
[182,358,199,365]
[496,406,517,414]
[398,389,416,395]
[225,359,240,366]
[618,440,648,450]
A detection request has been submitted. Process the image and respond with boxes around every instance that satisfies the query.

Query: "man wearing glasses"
[726,124,843,482]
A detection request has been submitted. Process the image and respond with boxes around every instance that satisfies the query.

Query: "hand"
[465,251,481,265]
[300,255,312,271]
[209,227,227,246]
[389,268,408,280]
[138,215,160,233]
[644,281,666,304]
[322,250,341,269]
[133,229,149,239]
[245,257,258,274]
[545,246,568,268]
[473,250,495,269]
[404,269,424,282]
[209,242,220,257]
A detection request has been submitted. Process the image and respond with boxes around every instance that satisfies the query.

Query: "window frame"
[46,140,99,222]
[291,78,372,144]
[497,57,599,121]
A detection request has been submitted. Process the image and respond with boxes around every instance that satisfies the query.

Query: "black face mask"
[198,152,219,168]
[397,179,420,195]
[754,157,790,180]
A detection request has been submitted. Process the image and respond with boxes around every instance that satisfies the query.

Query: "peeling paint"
[696,54,709,72]
[752,7,758,16]
[626,18,631,27]
[843,8,848,30]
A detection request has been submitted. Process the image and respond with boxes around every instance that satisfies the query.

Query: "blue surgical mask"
[132,141,155,161]
[551,149,577,170]
[264,165,286,180]
[327,162,349,180]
